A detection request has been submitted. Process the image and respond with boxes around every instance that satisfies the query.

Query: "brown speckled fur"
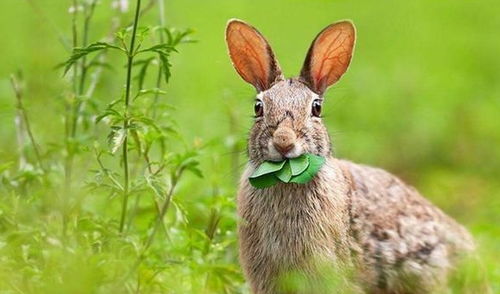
[227,19,474,294]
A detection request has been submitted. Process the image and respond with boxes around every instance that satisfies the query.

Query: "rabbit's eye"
[254,100,263,117]
[312,99,322,117]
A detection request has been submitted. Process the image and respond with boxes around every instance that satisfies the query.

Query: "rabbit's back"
[342,160,474,293]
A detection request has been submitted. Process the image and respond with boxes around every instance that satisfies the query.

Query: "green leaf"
[146,175,167,200]
[249,154,325,188]
[249,173,278,188]
[158,53,172,83]
[107,127,126,154]
[289,154,325,184]
[289,154,309,176]
[137,43,176,54]
[275,161,292,183]
[133,57,155,89]
[87,60,114,71]
[307,153,326,167]
[61,42,124,75]
[134,88,167,101]
[115,28,129,42]
[160,27,196,46]
[135,27,151,50]
[183,159,203,178]
[250,160,286,178]
[95,108,123,124]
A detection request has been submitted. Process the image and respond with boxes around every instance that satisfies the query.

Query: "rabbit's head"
[226,19,355,164]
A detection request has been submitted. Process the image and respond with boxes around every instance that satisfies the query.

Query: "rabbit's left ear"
[226,19,283,92]
[300,21,356,95]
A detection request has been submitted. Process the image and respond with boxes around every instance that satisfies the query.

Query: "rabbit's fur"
[226,19,474,294]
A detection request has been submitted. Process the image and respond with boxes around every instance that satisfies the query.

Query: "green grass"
[0,0,499,293]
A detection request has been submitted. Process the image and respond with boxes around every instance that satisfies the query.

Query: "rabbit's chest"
[238,183,351,265]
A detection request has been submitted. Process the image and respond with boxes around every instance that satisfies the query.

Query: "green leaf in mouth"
[250,160,286,178]
[249,173,278,188]
[275,161,292,183]
[289,154,309,176]
[289,154,325,184]
[249,154,326,189]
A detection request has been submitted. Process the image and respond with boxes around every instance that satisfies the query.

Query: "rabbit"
[225,19,475,294]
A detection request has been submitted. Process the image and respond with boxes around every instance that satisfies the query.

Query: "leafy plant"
[62,0,194,235]
[0,1,244,293]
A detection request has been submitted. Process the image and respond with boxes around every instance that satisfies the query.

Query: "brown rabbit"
[225,19,474,294]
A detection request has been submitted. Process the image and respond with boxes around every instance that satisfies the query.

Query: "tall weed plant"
[0,0,243,292]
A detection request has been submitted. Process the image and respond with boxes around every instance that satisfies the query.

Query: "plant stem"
[125,168,183,278]
[66,1,98,196]
[10,73,44,171]
[64,0,79,194]
[71,0,97,138]
[151,0,166,119]
[126,150,168,236]
[119,0,143,233]
[127,0,168,233]
[144,171,178,249]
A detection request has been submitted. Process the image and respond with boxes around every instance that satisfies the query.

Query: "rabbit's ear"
[300,21,356,95]
[226,19,283,92]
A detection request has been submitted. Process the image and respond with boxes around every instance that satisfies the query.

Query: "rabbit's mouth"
[266,140,305,161]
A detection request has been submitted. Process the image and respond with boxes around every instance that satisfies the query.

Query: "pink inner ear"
[226,21,278,91]
[232,28,269,90]
[309,22,355,93]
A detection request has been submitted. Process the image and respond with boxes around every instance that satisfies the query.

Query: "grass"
[0,0,499,293]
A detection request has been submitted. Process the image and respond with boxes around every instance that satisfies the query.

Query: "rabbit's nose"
[272,127,296,155]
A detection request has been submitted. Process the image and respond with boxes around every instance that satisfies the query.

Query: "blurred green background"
[0,0,498,293]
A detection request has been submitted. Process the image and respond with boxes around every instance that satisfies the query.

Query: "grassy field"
[0,0,498,293]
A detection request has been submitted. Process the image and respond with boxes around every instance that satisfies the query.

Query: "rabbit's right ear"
[226,19,283,92]
[299,21,356,95]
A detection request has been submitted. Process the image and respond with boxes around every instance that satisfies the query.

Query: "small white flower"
[112,0,129,13]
